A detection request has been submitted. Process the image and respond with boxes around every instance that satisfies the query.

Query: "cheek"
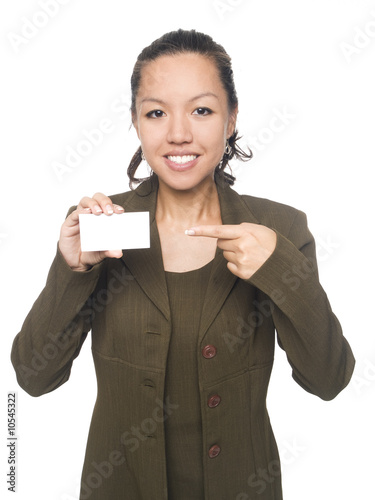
[200,124,227,150]
[138,122,164,150]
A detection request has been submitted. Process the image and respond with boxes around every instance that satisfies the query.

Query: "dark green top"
[164,260,213,499]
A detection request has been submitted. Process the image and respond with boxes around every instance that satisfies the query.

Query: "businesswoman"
[11,29,355,499]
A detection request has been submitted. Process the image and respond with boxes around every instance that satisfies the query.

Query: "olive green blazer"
[11,178,355,499]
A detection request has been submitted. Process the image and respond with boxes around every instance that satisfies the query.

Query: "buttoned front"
[208,444,221,458]
[11,177,355,500]
[202,345,217,359]
[207,394,221,408]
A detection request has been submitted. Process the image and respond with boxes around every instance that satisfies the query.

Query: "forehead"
[136,52,226,104]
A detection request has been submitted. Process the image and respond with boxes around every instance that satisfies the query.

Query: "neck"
[155,176,221,228]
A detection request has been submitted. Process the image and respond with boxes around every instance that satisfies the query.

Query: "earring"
[141,150,146,161]
[225,139,232,156]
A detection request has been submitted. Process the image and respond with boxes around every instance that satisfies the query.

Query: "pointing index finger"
[185,225,241,239]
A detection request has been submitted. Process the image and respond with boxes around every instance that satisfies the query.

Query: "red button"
[208,394,221,408]
[208,445,221,458]
[202,345,217,359]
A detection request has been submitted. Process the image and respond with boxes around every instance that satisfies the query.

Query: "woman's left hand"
[185,223,277,280]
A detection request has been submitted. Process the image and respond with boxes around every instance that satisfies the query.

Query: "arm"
[11,248,103,396]
[11,194,124,397]
[186,213,355,400]
[247,211,355,400]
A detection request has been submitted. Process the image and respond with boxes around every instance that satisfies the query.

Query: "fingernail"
[116,205,124,211]
[83,207,91,211]
[185,229,196,235]
[106,205,113,215]
[94,205,102,213]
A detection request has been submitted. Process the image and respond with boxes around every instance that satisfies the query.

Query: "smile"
[167,155,198,164]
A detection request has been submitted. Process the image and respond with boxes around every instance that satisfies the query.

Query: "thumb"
[103,249,123,259]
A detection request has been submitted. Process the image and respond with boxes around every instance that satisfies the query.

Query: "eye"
[146,109,166,119]
[193,107,212,116]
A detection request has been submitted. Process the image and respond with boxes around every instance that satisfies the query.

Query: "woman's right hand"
[58,193,125,272]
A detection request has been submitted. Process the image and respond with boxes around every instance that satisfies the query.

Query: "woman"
[11,29,355,499]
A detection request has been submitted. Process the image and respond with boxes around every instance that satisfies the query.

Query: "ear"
[227,105,238,139]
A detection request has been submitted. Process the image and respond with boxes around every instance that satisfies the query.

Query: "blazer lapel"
[119,179,170,321]
[198,180,261,343]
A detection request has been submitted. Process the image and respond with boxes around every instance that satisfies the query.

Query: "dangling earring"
[224,139,232,156]
[141,150,146,161]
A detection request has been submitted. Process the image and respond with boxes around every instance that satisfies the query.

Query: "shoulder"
[236,191,315,257]
[240,192,302,220]
[109,189,135,206]
[237,191,308,236]
[108,179,157,211]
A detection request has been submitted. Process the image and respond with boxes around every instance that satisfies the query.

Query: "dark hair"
[127,29,252,188]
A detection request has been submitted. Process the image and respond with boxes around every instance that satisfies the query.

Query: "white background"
[1,0,374,498]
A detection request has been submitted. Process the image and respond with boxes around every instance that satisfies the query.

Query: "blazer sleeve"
[11,238,104,398]
[248,210,355,401]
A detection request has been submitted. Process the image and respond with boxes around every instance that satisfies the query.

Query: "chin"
[157,172,216,193]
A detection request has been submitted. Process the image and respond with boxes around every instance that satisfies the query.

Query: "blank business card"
[79,212,150,251]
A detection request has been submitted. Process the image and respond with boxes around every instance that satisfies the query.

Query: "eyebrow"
[139,92,220,106]
[189,92,219,102]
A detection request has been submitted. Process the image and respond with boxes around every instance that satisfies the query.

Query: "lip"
[164,154,200,172]
[164,150,200,156]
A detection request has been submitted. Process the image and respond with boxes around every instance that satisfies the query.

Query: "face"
[132,52,237,192]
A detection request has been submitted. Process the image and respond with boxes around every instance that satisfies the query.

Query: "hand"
[58,192,125,272]
[185,223,276,280]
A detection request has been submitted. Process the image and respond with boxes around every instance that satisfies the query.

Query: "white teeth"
[167,155,197,164]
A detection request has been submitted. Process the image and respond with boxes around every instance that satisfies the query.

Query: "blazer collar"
[118,177,259,339]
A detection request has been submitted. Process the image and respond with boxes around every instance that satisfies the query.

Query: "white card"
[79,212,150,251]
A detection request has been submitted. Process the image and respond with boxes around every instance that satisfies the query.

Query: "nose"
[166,113,193,144]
